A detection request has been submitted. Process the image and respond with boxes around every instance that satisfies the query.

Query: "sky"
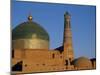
[11,1,96,59]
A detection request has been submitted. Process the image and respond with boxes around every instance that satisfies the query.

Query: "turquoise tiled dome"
[12,21,49,41]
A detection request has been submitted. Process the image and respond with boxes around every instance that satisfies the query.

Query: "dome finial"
[28,12,33,22]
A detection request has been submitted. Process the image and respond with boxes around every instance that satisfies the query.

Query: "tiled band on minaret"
[63,12,74,63]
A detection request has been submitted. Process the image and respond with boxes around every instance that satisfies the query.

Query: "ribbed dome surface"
[73,57,92,69]
[12,21,49,41]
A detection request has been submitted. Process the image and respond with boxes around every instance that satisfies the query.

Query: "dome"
[12,15,49,49]
[73,57,92,69]
[12,22,49,41]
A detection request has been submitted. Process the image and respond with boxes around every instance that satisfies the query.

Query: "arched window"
[65,60,68,65]
[69,58,71,61]
[12,61,23,71]
[12,50,14,58]
[52,53,55,58]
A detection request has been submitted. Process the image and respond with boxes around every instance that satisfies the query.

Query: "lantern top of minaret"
[64,11,71,19]
[64,11,70,15]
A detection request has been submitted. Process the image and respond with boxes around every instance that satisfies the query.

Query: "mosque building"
[12,12,96,74]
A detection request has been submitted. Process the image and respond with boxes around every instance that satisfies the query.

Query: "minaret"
[63,12,74,63]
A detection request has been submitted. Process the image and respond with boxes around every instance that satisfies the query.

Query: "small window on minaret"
[52,54,55,58]
[69,58,71,61]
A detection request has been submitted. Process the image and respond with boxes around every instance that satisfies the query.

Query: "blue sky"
[12,1,96,58]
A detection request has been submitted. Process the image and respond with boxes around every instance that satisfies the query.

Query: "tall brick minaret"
[63,12,74,63]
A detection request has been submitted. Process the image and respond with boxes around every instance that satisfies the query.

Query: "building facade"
[12,12,96,74]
